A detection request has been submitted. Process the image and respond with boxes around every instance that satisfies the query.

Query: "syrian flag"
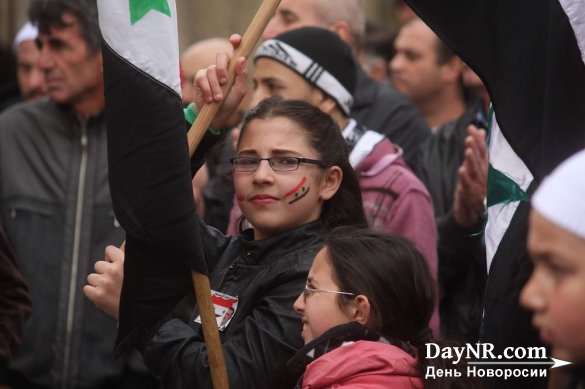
[404,0,585,379]
[97,0,207,349]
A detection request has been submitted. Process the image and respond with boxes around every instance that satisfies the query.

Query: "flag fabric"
[97,0,207,349]
[404,0,585,386]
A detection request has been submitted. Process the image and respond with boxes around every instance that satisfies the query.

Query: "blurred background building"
[0,0,399,52]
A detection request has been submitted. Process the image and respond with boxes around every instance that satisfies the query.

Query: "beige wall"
[0,0,29,47]
[176,0,397,52]
[1,0,397,51]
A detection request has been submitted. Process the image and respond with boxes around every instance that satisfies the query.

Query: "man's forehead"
[401,20,435,39]
[278,0,319,20]
[255,58,304,82]
[396,23,438,52]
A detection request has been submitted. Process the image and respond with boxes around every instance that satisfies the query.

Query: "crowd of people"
[0,0,583,388]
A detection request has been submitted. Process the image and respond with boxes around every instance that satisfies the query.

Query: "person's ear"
[440,56,464,84]
[352,295,371,325]
[328,20,352,47]
[319,166,342,201]
[316,94,337,116]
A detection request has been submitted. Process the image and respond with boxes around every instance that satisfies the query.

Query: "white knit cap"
[532,149,585,240]
[13,22,38,52]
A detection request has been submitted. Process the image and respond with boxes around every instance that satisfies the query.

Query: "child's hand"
[193,34,248,131]
[83,246,125,320]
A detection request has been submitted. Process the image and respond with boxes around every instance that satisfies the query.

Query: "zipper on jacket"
[62,120,89,389]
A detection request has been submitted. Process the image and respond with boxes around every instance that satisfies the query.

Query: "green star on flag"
[486,164,530,207]
[129,0,171,25]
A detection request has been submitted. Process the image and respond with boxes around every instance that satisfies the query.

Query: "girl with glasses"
[90,32,367,388]
[227,96,365,240]
[289,227,479,389]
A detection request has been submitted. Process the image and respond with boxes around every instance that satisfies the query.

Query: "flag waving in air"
[97,0,207,348]
[404,0,585,387]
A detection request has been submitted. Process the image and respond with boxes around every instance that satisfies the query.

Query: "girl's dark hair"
[29,0,101,54]
[238,96,367,231]
[325,226,482,389]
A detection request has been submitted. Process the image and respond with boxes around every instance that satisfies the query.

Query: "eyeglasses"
[230,156,327,172]
[302,284,356,303]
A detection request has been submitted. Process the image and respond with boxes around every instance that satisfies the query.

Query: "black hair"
[238,96,367,232]
[324,227,482,389]
[433,35,468,102]
[29,0,101,54]
[363,21,395,63]
[325,227,435,339]
[435,37,455,66]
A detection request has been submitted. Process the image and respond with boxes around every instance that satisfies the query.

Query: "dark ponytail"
[239,96,367,231]
[324,227,482,389]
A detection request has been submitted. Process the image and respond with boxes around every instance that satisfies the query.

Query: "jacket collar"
[239,220,324,265]
[287,321,418,379]
[287,322,380,379]
[52,100,105,131]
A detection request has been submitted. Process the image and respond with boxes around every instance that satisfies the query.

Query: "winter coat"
[414,102,487,342]
[0,99,126,388]
[0,220,30,373]
[343,120,440,335]
[351,68,430,169]
[142,220,324,389]
[303,341,422,389]
[288,322,423,389]
[344,120,437,269]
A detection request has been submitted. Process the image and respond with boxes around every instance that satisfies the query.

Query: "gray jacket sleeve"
[0,220,31,370]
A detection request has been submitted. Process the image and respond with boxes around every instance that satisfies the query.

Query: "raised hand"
[193,34,248,131]
[83,246,125,320]
[453,125,488,228]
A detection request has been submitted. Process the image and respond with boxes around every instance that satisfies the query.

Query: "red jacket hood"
[356,137,406,176]
[302,340,423,388]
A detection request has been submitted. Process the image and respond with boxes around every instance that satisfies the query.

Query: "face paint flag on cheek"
[285,176,310,204]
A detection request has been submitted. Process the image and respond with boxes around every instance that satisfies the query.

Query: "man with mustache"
[0,0,156,388]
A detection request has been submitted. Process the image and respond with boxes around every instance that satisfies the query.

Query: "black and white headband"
[254,39,354,115]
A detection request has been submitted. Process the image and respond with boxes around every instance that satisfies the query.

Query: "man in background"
[263,0,430,168]
[13,22,46,101]
[391,18,488,342]
[0,0,156,387]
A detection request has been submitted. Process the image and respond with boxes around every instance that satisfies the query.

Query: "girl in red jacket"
[289,227,479,388]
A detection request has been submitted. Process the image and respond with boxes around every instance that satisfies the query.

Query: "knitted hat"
[254,27,356,116]
[13,22,38,52]
[532,149,585,240]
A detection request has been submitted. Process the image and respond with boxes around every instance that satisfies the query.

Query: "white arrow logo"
[468,358,573,369]
[551,358,572,369]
